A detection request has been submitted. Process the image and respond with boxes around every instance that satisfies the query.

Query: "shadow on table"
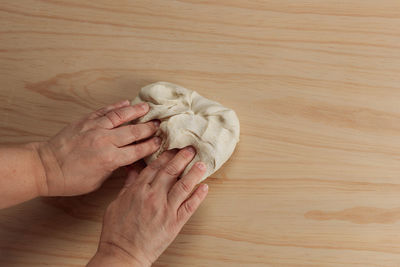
[0,166,129,265]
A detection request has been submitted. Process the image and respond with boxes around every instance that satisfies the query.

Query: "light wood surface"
[1,1,400,266]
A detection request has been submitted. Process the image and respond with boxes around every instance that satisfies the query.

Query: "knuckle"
[130,183,146,196]
[129,125,141,140]
[94,108,106,117]
[148,161,161,171]
[98,107,107,114]
[79,120,93,132]
[181,147,195,159]
[150,141,160,152]
[183,201,194,214]
[106,110,123,126]
[179,150,191,160]
[114,109,125,120]
[178,180,192,194]
[163,163,181,177]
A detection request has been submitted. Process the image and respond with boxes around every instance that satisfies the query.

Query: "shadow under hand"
[42,167,128,223]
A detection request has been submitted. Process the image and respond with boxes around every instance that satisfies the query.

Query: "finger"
[96,102,149,129]
[151,146,196,190]
[115,136,161,167]
[168,161,207,209]
[138,149,178,184]
[177,183,208,224]
[110,120,160,147]
[88,100,130,119]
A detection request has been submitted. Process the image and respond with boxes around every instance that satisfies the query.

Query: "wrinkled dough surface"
[131,82,240,182]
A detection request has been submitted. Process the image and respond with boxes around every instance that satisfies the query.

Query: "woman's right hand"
[37,100,161,197]
[88,147,209,267]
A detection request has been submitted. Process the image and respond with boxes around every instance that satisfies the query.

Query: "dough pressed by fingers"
[131,82,240,182]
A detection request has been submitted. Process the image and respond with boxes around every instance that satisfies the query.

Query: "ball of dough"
[131,82,240,182]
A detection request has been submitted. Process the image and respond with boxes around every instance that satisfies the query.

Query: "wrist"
[33,141,63,197]
[91,241,152,267]
[88,251,133,267]
[29,142,50,197]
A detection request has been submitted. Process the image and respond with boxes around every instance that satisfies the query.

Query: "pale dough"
[131,82,240,181]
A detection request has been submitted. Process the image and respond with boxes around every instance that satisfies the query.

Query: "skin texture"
[88,148,209,266]
[0,100,209,266]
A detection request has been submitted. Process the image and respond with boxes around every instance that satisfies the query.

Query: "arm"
[0,142,46,208]
[88,148,209,267]
[0,100,160,209]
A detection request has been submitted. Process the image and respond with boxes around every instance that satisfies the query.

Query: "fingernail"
[186,146,196,155]
[122,100,130,106]
[196,162,206,171]
[153,120,160,127]
[154,137,162,145]
[202,184,208,191]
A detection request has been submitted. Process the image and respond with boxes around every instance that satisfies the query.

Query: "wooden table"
[1,1,400,266]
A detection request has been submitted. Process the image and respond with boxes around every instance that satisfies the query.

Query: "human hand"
[37,100,161,197]
[88,148,209,267]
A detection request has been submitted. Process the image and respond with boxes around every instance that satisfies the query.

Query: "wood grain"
[1,0,400,266]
